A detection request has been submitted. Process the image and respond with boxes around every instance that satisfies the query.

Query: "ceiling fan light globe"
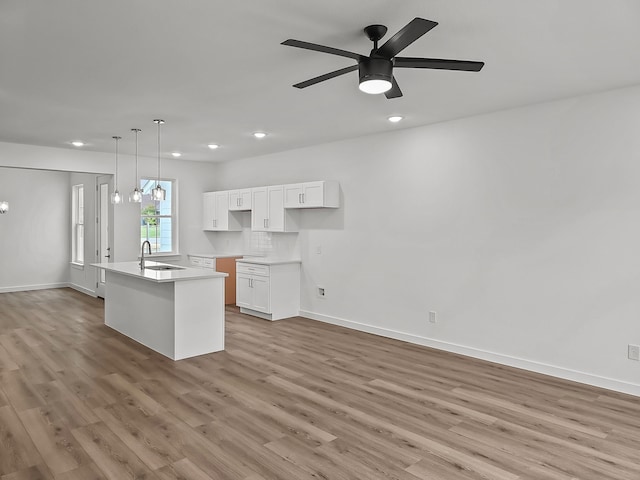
[359,79,392,94]
[358,57,393,95]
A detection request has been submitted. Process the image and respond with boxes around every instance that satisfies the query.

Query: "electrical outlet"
[429,311,437,324]
[628,344,640,361]
[317,286,325,298]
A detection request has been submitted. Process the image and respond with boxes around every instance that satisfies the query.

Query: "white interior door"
[96,175,113,298]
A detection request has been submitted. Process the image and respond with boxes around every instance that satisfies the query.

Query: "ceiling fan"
[282,17,485,99]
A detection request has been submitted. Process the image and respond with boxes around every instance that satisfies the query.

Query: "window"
[71,184,84,264]
[140,179,177,254]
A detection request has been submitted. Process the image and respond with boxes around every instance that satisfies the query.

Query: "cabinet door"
[229,191,241,211]
[251,276,270,313]
[283,184,303,208]
[267,186,284,231]
[230,189,252,211]
[203,192,216,230]
[236,274,253,308]
[239,189,252,210]
[214,191,229,230]
[252,187,268,231]
[301,181,324,207]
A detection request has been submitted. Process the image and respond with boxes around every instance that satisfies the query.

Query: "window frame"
[139,178,179,256]
[71,184,85,266]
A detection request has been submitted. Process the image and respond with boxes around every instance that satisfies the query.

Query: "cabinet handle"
[302,193,305,204]
[239,198,242,206]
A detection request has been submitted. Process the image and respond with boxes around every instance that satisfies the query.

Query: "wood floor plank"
[154,458,215,480]
[17,407,88,475]
[0,464,54,480]
[2,288,640,480]
[70,422,158,480]
[0,406,43,476]
[52,463,106,480]
[93,405,184,470]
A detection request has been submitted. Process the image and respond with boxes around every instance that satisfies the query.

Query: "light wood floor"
[0,288,639,479]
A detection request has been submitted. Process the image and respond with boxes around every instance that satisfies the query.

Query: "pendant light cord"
[157,121,160,185]
[134,129,139,181]
[112,136,121,189]
[154,119,165,188]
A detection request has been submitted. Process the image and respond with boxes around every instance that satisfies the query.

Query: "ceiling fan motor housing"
[358,57,393,85]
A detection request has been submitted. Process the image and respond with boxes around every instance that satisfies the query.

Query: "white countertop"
[235,257,302,266]
[92,261,228,283]
[188,253,243,259]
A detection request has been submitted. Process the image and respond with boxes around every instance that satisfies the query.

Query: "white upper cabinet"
[203,192,216,230]
[229,188,252,211]
[251,186,299,232]
[283,181,339,208]
[203,191,242,231]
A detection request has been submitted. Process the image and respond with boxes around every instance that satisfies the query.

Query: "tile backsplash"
[244,230,300,258]
[208,228,300,259]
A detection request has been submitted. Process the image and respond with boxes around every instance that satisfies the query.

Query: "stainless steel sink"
[144,265,185,271]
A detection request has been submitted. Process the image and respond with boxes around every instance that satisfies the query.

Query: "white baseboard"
[0,282,98,298]
[67,283,97,297]
[0,283,68,294]
[299,310,640,398]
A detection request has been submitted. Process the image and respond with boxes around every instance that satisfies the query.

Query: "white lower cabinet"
[235,260,300,321]
[237,273,270,312]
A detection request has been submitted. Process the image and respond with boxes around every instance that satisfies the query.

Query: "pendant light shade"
[129,128,142,203]
[151,119,166,202]
[0,200,8,214]
[110,136,123,204]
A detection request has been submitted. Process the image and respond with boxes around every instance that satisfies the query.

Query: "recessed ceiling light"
[171,152,181,157]
[71,141,84,147]
[207,144,220,150]
[253,132,267,139]
[388,116,403,123]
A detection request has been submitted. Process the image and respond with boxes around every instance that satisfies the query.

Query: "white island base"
[102,266,226,360]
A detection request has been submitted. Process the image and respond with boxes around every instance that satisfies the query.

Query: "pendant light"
[0,200,8,214]
[110,136,123,204]
[151,119,166,201]
[129,128,143,203]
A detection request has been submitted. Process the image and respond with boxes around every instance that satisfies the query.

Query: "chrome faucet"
[140,240,152,270]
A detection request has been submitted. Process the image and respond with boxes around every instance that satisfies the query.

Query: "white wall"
[215,84,640,395]
[0,167,70,291]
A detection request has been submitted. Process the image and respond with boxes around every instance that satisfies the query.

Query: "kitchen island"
[92,261,227,360]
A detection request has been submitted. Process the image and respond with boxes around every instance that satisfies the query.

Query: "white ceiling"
[1,0,640,163]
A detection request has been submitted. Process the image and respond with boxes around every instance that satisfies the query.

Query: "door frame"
[96,175,114,298]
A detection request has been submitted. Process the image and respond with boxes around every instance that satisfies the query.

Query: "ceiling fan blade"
[395,57,485,72]
[385,77,402,99]
[282,39,362,61]
[292,64,359,89]
[375,18,438,59]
